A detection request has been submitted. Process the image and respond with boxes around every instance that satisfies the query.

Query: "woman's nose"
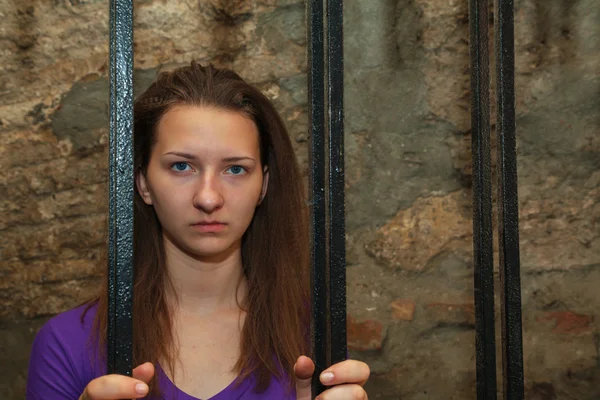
[192,175,224,213]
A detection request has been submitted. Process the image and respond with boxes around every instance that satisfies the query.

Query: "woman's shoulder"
[45,301,97,330]
[35,302,99,353]
[27,302,104,399]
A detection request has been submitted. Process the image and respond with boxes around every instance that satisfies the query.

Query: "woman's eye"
[226,165,246,175]
[171,162,191,172]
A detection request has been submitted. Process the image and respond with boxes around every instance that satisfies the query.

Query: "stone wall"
[1,0,598,398]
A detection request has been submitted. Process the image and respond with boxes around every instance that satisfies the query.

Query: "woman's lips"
[191,222,227,233]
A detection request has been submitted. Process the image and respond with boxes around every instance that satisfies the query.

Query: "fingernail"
[136,383,149,394]
[320,371,334,383]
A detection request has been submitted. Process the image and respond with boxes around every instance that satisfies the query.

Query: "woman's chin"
[181,240,240,261]
[163,232,242,261]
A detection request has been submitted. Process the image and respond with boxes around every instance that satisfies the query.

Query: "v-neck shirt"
[26,304,295,399]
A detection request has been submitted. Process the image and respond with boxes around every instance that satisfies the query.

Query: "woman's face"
[136,105,268,260]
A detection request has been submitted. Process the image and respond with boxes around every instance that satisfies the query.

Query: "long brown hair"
[85,62,310,395]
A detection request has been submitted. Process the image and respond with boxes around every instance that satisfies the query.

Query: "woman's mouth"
[191,222,227,233]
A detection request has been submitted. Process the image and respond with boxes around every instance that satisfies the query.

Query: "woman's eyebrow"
[164,151,196,159]
[222,156,256,162]
[163,152,255,163]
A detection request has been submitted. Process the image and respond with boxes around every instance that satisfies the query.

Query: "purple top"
[26,304,295,399]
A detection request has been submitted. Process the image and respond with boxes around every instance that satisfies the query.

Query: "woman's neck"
[163,236,247,316]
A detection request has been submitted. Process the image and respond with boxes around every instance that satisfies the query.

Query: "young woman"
[26,62,369,399]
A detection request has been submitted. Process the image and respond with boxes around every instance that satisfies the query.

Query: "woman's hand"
[78,362,155,400]
[294,355,369,400]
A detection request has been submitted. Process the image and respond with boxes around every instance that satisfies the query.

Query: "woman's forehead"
[155,105,260,156]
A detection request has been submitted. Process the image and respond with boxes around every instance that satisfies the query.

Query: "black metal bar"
[326,0,346,367]
[307,0,328,396]
[107,0,117,374]
[495,0,524,398]
[468,0,497,399]
[108,0,134,376]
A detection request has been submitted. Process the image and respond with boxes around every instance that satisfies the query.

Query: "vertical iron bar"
[495,0,524,398]
[107,0,117,374]
[307,0,328,396]
[326,0,346,367]
[469,0,497,399]
[108,0,134,376]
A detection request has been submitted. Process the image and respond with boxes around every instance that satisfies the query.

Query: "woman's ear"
[258,166,269,205]
[136,171,153,205]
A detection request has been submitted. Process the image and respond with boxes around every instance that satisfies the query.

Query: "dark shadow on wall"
[201,0,254,69]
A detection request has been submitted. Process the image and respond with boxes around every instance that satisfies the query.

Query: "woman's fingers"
[81,375,148,399]
[319,359,370,387]
[294,355,315,380]
[132,361,155,383]
[315,383,368,400]
[294,355,315,400]
[79,363,153,400]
